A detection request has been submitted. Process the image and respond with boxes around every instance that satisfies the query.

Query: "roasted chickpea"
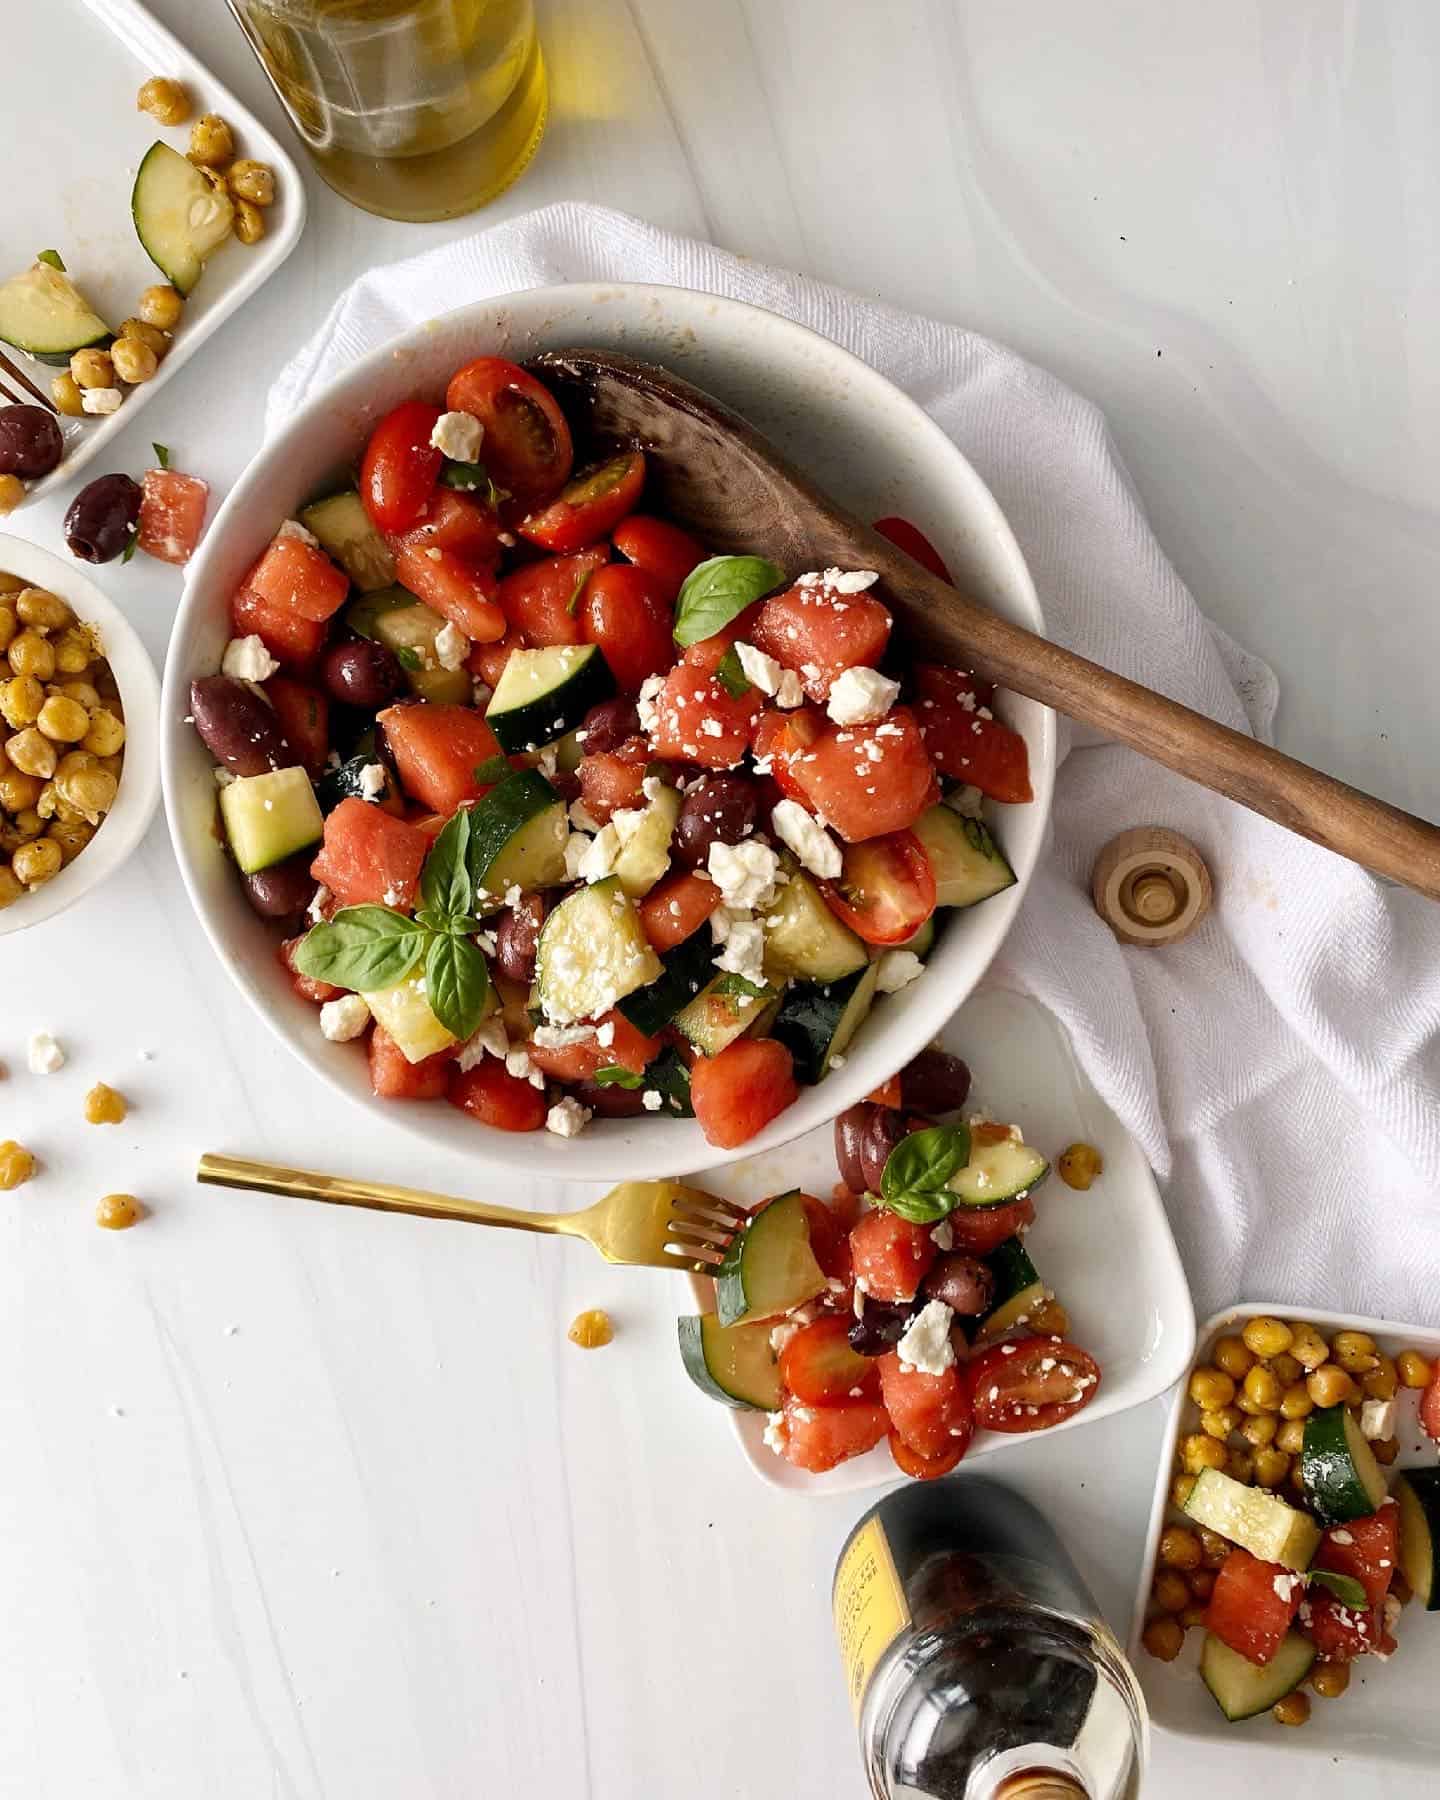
[1188,1366,1236,1411]
[1372,1435,1400,1466]
[138,285,184,331]
[1240,1413,1278,1448]
[1170,1473,1197,1510]
[1158,1526,1203,1570]
[234,199,266,246]
[1200,1406,1241,1441]
[1151,1569,1189,1612]
[0,603,15,652]
[1398,1348,1434,1389]
[81,708,125,757]
[228,159,276,206]
[1180,1433,1228,1475]
[1253,1448,1290,1488]
[1279,1380,1314,1420]
[1306,1363,1357,1408]
[12,807,43,840]
[7,631,54,680]
[69,347,114,390]
[1287,1322,1330,1370]
[1242,1364,1283,1411]
[52,630,94,676]
[1226,1446,1256,1484]
[36,695,90,743]
[118,318,171,359]
[1186,1567,1216,1602]
[1362,1355,1399,1401]
[137,75,191,125]
[1268,1351,1303,1386]
[188,113,235,166]
[59,679,100,712]
[1332,1329,1379,1374]
[48,817,94,864]
[1198,1526,1230,1569]
[16,588,73,632]
[12,838,61,886]
[0,476,24,518]
[1056,1141,1103,1190]
[1141,1617,1185,1662]
[1212,1334,1254,1379]
[84,1083,127,1125]
[59,768,117,818]
[1242,1315,1294,1359]
[1310,1662,1350,1699]
[1272,1691,1310,1727]
[50,372,86,417]
[95,1193,142,1230]
[1179,1603,1208,1628]
[0,765,41,811]
[1275,1417,1307,1455]
[0,864,21,909]
[567,1308,613,1349]
[0,1140,35,1187]
[5,728,56,779]
[110,336,159,386]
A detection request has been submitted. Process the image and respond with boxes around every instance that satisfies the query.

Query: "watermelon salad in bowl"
[162,286,1054,1178]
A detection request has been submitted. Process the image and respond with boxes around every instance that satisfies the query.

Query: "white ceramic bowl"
[0,534,159,935]
[161,284,1055,1179]
[1129,1302,1440,1768]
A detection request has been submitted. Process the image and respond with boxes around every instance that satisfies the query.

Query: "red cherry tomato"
[611,515,707,601]
[780,1317,879,1406]
[397,486,502,564]
[887,1427,970,1480]
[518,451,646,553]
[360,401,444,534]
[443,357,574,508]
[872,516,953,584]
[968,1341,1102,1433]
[822,831,936,946]
[580,563,675,692]
[942,1195,1035,1255]
[496,545,610,648]
[1421,1360,1440,1441]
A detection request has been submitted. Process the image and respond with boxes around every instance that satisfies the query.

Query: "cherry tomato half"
[518,451,646,554]
[580,562,675,692]
[968,1340,1102,1433]
[1421,1360,1440,1441]
[887,1427,970,1480]
[444,357,574,508]
[873,516,953,584]
[611,514,707,602]
[360,401,444,534]
[822,830,936,946]
[780,1316,879,1406]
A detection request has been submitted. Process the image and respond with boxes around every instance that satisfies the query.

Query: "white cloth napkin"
[270,202,1440,1326]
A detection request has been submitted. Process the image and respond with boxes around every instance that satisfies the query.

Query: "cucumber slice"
[534,877,662,1024]
[344,588,470,701]
[1182,1467,1322,1570]
[612,783,681,898]
[1396,1470,1440,1609]
[131,141,234,295]
[469,770,568,900]
[1200,1631,1315,1722]
[361,972,458,1063]
[674,973,780,1057]
[616,928,716,1036]
[677,1313,782,1410]
[948,1131,1049,1209]
[760,866,868,982]
[315,753,404,816]
[974,1237,1047,1342]
[300,490,395,592]
[770,961,879,1084]
[0,258,110,365]
[219,766,323,875]
[714,1190,827,1328]
[1301,1405,1390,1523]
[486,644,615,753]
[912,805,1016,908]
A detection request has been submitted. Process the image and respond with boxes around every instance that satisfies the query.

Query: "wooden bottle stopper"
[1091,826,1213,947]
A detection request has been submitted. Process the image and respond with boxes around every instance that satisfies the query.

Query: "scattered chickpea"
[227,159,276,206]
[1287,1321,1330,1371]
[1275,1417,1306,1455]
[568,1308,613,1349]
[52,630,93,677]
[0,602,14,651]
[81,709,125,757]
[1186,1567,1216,1602]
[16,589,73,631]
[0,1140,36,1189]
[137,75,191,126]
[1239,1412,1278,1448]
[58,766,117,819]
[49,817,94,864]
[1212,1334,1254,1380]
[110,336,159,386]
[1200,1405,1241,1441]
[51,372,86,417]
[0,865,21,908]
[1151,1569,1189,1612]
[6,728,57,779]
[1178,1602,1208,1628]
[1268,1351,1303,1386]
[1397,1348,1433,1389]
[1241,1315,1293,1359]
[188,112,235,167]
[1197,1526,1230,1569]
[234,200,267,246]
[138,285,184,331]
[10,631,55,681]
[95,1193,142,1231]
[1331,1329,1379,1374]
[1242,1363,1283,1412]
[1272,1690,1310,1728]
[1306,1362,1357,1409]
[1362,1355,1399,1401]
[1170,1473,1197,1510]
[37,695,90,744]
[118,318,171,359]
[1226,1446,1256,1485]
[1056,1141,1102,1191]
[0,767,41,812]
[84,1083,127,1126]
[0,475,24,517]
[1141,1617,1185,1662]
[1310,1661,1350,1699]
[1253,1447,1291,1488]
[1187,1365,1235,1411]
[12,838,61,886]
[69,347,115,390]
[1158,1525,1202,1570]
[1278,1380,1314,1420]
[1180,1432,1227,1475]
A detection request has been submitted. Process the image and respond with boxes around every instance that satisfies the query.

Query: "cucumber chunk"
[770,961,879,1084]
[315,753,403,816]
[617,929,716,1036]
[300,490,395,591]
[1182,1467,1321,1570]
[714,1190,827,1328]
[344,588,472,702]
[974,1237,1048,1341]
[948,1130,1049,1208]
[677,1313,782,1410]
[675,973,780,1057]
[534,878,661,1024]
[1301,1405,1390,1523]
[612,783,681,898]
[469,770,568,900]
[0,258,110,365]
[219,766,323,875]
[361,972,458,1063]
[1396,1470,1440,1610]
[131,141,234,295]
[486,644,615,752]
[912,805,1016,908]
[760,866,868,982]
[1200,1630,1315,1722]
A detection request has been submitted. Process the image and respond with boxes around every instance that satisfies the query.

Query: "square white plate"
[1128,1303,1440,1767]
[8,0,305,501]
[684,983,1195,1493]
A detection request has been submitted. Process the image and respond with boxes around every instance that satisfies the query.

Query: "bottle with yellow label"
[834,1477,1147,1800]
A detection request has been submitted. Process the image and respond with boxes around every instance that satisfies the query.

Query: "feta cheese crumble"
[319,994,371,1042]
[457,1015,508,1070]
[895,1299,956,1375]
[356,762,387,803]
[770,799,842,879]
[221,634,279,682]
[641,1089,663,1111]
[546,1096,592,1138]
[875,950,925,994]
[277,516,319,546]
[429,409,483,463]
[433,619,469,671]
[80,386,123,416]
[734,641,784,695]
[762,1411,788,1455]
[27,1031,65,1075]
[577,823,620,883]
[563,832,593,882]
[636,672,666,734]
[532,1023,595,1050]
[714,917,767,987]
[307,884,331,924]
[1361,1397,1398,1440]
[827,665,900,727]
[931,1220,954,1251]
[707,838,781,910]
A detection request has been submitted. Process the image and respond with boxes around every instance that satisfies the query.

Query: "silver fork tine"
[0,349,57,412]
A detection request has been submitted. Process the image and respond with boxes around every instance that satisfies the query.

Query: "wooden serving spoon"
[529,348,1440,903]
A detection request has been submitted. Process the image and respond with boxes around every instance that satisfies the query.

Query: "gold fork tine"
[0,349,57,411]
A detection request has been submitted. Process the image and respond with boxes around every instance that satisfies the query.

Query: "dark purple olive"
[834,1101,907,1194]
[575,1079,648,1118]
[578,697,641,755]
[494,893,547,986]
[190,676,298,776]
[673,772,761,869]
[321,637,404,709]
[900,1046,972,1115]
[848,1301,914,1357]
[923,1253,995,1319]
[64,472,142,563]
[0,404,64,479]
[241,854,317,921]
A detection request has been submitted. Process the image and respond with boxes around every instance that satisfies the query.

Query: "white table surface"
[5,3,1432,1795]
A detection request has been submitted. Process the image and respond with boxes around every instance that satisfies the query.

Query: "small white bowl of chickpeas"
[0,534,158,931]
[1129,1302,1440,1767]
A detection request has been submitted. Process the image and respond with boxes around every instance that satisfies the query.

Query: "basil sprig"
[714,645,752,699]
[439,460,505,506]
[295,810,491,1039]
[712,971,768,1000]
[643,1045,694,1115]
[672,555,784,648]
[878,1124,973,1223]
[593,1065,645,1089]
[1306,1569,1368,1610]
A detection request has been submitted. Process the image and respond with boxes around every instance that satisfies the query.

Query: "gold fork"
[196,1153,748,1271]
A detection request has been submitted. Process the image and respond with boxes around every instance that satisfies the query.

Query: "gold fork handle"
[196,1153,578,1237]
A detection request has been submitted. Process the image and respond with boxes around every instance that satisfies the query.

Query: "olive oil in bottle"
[835,1477,1147,1799]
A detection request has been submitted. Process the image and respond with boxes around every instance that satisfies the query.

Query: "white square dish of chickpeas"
[1128,1303,1440,1764]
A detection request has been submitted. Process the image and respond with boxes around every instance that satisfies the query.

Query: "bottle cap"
[1091,826,1212,947]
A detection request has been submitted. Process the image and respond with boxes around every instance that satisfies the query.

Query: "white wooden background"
[7,3,1435,1795]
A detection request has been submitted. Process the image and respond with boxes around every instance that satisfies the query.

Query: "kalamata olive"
[574,1079,648,1118]
[900,1046,973,1115]
[578,697,641,755]
[320,637,404,709]
[0,404,64,479]
[64,472,142,563]
[673,772,761,868]
[494,893,547,986]
[848,1300,915,1357]
[923,1252,995,1318]
[834,1101,907,1194]
[241,853,317,921]
[190,676,298,776]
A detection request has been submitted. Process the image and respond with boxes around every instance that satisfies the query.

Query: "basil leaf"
[439,460,503,505]
[424,933,491,1041]
[152,442,170,469]
[712,972,768,999]
[593,1065,645,1089]
[420,808,473,922]
[293,905,427,992]
[120,529,139,564]
[672,555,784,648]
[644,1046,694,1116]
[714,645,751,699]
[472,753,511,785]
[1306,1570,1368,1610]
[395,645,422,671]
[37,248,66,270]
[879,1124,972,1223]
